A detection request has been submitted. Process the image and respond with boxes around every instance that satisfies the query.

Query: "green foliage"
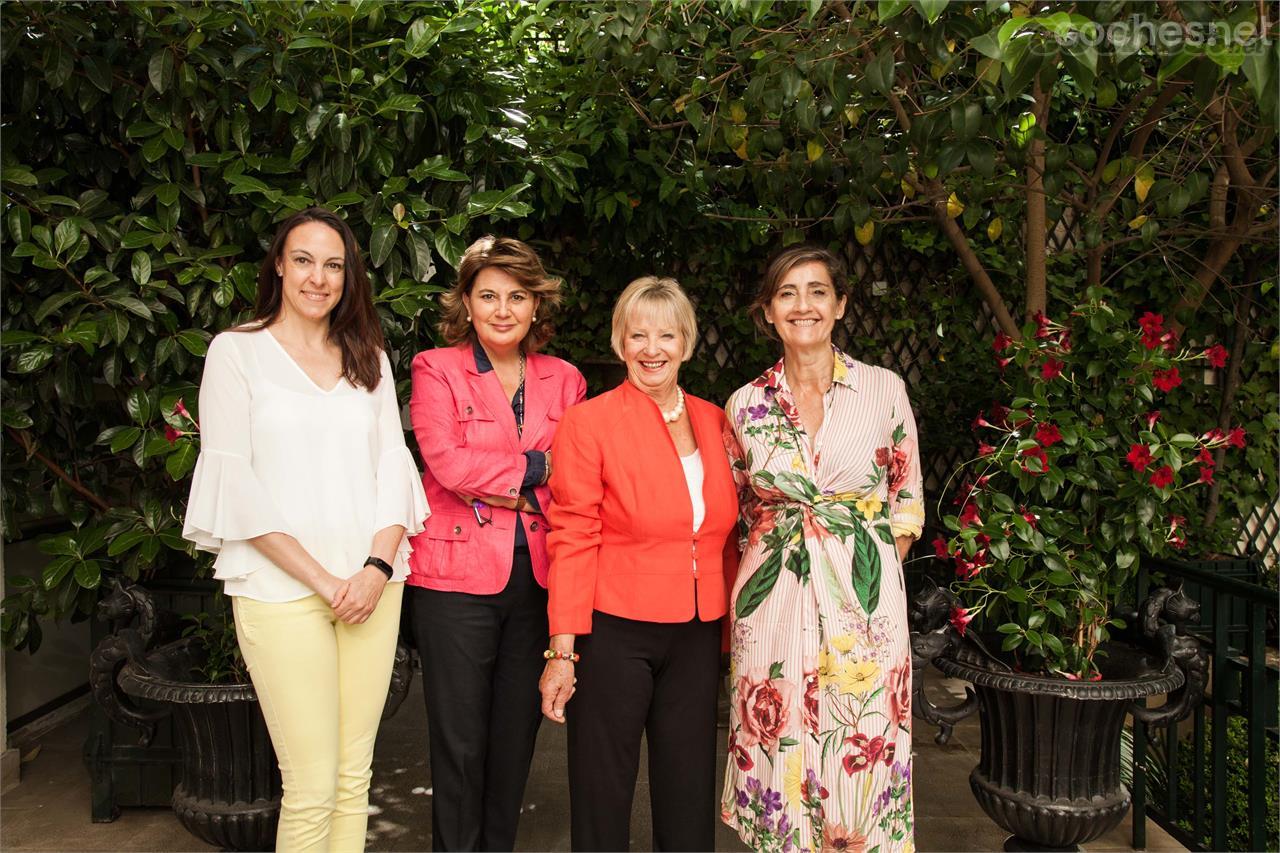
[181,599,246,685]
[938,291,1249,677]
[2,0,1275,654]
[1175,717,1279,851]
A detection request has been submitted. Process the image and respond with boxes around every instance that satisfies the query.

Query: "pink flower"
[1203,428,1226,443]
[173,398,190,419]
[1227,427,1246,449]
[1149,465,1175,489]
[1034,423,1062,447]
[1021,508,1039,529]
[1205,344,1229,368]
[1198,466,1215,485]
[802,670,820,734]
[822,823,868,853]
[956,550,987,580]
[978,442,996,457]
[1153,367,1182,392]
[164,425,181,444]
[735,671,795,753]
[885,442,912,503]
[933,536,951,559]
[1033,311,1053,339]
[958,502,981,529]
[993,331,1013,352]
[1126,444,1154,472]
[950,605,973,636]
[1145,410,1161,430]
[1040,358,1065,380]
[887,659,912,731]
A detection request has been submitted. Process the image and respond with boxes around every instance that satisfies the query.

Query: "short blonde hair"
[437,236,562,352]
[610,276,698,362]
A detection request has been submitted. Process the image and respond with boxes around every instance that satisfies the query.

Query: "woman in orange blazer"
[540,276,739,852]
[407,236,585,851]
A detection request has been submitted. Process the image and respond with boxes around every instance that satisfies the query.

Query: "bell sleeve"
[373,352,430,542]
[887,376,925,540]
[182,334,293,560]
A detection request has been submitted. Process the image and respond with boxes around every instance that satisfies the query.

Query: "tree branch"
[6,428,111,513]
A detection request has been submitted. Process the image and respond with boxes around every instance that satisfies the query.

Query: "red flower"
[1204,344,1229,368]
[173,398,190,419]
[1145,410,1161,430]
[996,356,1013,372]
[164,425,181,444]
[1033,311,1053,339]
[887,659,912,732]
[802,670,820,735]
[1152,367,1182,392]
[1227,427,1246,449]
[978,442,996,457]
[1020,445,1049,475]
[1167,516,1188,550]
[933,536,951,559]
[1021,509,1039,529]
[1040,358,1065,380]
[1126,444,1154,472]
[956,550,987,580]
[1203,428,1226,443]
[950,605,973,636]
[993,331,1013,352]
[1149,465,1175,489]
[1138,311,1164,333]
[735,671,795,752]
[1034,423,1062,447]
[958,502,981,529]
[971,413,992,430]
[728,730,754,772]
[1198,466,1215,485]
[842,733,887,774]
[989,403,1011,428]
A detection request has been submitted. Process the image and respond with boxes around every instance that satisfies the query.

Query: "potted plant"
[920,289,1241,849]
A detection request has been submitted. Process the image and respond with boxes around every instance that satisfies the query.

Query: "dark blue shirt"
[472,340,544,549]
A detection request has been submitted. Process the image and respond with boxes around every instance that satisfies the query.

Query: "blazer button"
[530,521,540,532]
[453,525,462,534]
[465,406,473,415]
[507,488,517,496]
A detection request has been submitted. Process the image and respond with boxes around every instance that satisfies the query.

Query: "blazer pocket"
[454,399,494,423]
[420,514,473,578]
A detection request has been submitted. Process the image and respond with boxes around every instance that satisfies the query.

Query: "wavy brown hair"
[248,207,384,390]
[748,244,850,340]
[437,235,562,352]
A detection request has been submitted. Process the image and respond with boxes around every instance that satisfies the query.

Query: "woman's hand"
[539,659,577,723]
[331,565,388,624]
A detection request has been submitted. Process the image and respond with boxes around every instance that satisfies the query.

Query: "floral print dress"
[720,348,924,853]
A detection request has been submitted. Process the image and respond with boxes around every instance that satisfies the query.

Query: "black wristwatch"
[363,556,394,580]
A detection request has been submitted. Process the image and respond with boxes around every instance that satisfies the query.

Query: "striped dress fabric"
[719,347,923,853]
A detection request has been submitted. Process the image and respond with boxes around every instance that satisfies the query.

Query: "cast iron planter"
[911,584,1207,852]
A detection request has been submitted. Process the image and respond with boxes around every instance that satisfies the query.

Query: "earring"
[533,314,538,322]
[467,314,472,322]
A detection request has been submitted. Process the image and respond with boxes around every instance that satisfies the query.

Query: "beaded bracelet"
[543,649,580,663]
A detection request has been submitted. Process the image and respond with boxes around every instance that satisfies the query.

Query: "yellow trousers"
[232,583,404,853]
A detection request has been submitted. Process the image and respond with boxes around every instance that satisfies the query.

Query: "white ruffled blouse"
[183,328,430,602]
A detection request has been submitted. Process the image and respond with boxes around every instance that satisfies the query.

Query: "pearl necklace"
[661,387,685,423]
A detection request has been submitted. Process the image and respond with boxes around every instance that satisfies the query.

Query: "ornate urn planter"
[911,584,1207,852]
[91,582,415,851]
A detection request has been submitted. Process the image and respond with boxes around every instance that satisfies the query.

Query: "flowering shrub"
[937,288,1246,679]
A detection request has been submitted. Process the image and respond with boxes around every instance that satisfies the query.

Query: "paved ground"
[2,676,1186,852]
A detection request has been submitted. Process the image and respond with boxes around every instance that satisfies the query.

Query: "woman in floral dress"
[721,246,923,853]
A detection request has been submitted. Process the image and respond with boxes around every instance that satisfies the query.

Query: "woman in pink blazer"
[406,236,585,851]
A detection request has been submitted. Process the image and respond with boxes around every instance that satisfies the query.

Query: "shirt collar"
[471,338,494,374]
[752,345,859,393]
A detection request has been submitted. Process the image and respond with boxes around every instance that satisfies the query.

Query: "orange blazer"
[546,379,740,636]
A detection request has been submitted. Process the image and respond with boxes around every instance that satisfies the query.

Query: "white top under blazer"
[183,327,430,602]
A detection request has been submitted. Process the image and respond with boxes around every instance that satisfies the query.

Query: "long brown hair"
[250,207,384,389]
[437,235,562,353]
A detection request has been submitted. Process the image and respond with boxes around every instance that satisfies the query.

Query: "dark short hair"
[249,207,384,389]
[437,236,562,352]
[749,244,849,340]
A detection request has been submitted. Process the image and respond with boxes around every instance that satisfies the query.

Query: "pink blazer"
[407,343,586,594]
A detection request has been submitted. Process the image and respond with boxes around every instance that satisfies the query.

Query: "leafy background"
[2,0,1276,649]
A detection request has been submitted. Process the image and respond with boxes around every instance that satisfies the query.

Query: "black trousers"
[567,611,721,852]
[409,547,546,852]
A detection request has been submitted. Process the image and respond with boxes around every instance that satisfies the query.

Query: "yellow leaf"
[1135,164,1155,203]
[855,220,875,245]
[930,62,946,80]
[1011,3,1028,17]
[730,102,747,124]
[806,140,824,162]
[901,178,916,198]
[844,106,862,126]
[946,38,956,53]
[673,93,691,114]
[734,141,750,161]
[392,202,406,221]
[1128,214,1148,229]
[987,217,1003,240]
[947,192,965,219]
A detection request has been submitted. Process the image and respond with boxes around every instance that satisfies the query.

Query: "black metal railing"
[1131,557,1279,852]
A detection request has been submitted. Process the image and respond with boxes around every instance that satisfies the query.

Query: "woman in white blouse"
[183,207,429,853]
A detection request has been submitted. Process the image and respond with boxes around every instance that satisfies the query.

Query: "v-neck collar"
[263,328,346,394]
